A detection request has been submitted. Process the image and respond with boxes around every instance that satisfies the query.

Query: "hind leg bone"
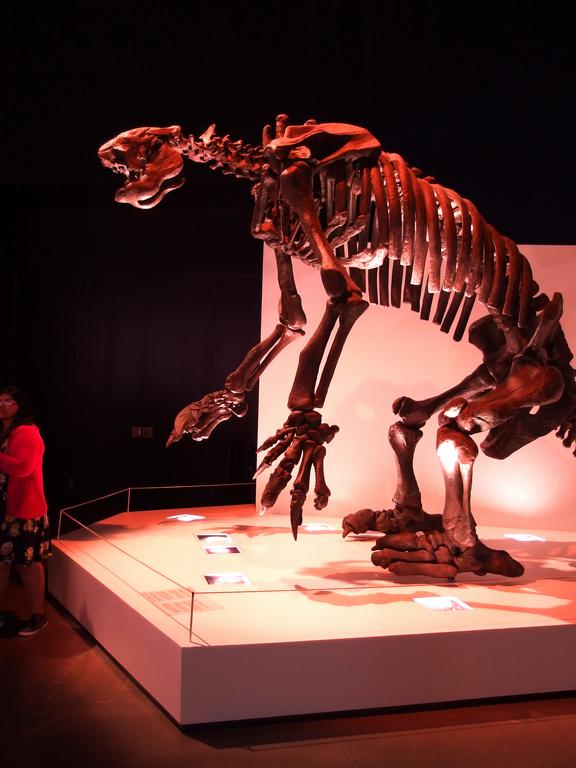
[370,358,564,578]
[343,362,495,538]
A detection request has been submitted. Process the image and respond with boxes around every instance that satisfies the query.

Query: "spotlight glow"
[413,596,472,611]
[302,523,334,532]
[165,514,206,522]
[437,439,458,471]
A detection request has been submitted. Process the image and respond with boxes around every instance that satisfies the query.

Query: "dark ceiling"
[4,3,575,248]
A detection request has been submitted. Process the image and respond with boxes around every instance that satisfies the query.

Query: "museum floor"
[1,577,575,768]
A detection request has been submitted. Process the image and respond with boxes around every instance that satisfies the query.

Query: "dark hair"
[0,385,36,443]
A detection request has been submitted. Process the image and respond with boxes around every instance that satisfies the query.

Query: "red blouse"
[0,425,48,520]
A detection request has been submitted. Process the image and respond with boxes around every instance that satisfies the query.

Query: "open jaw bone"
[98,130,185,209]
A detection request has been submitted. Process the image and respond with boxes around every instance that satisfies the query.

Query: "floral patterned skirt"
[0,514,52,566]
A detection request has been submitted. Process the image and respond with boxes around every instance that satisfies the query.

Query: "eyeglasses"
[0,399,16,407]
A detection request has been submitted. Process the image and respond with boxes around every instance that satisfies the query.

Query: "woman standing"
[0,386,50,636]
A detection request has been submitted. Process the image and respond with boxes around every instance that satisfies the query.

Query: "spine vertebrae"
[183,133,265,180]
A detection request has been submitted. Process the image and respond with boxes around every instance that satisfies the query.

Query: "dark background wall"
[2,3,574,513]
[4,206,262,510]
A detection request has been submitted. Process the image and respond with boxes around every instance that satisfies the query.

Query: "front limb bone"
[168,234,308,447]
[167,322,301,446]
[279,158,365,306]
[256,158,368,534]
[257,297,367,536]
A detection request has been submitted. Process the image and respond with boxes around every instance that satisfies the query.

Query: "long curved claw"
[253,430,296,478]
[166,389,247,447]
[257,410,339,537]
[290,490,305,539]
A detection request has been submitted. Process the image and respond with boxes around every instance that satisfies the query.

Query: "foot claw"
[364,528,524,579]
[253,460,271,479]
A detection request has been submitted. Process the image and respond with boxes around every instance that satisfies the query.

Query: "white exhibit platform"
[49,503,576,724]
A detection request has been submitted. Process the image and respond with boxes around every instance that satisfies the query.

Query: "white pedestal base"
[49,504,576,724]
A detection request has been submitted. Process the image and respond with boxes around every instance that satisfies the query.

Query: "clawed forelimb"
[256,409,339,536]
[166,321,302,446]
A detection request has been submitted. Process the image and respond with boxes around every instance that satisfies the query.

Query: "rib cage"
[282,151,537,342]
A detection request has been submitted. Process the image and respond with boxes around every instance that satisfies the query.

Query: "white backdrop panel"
[257,245,576,531]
